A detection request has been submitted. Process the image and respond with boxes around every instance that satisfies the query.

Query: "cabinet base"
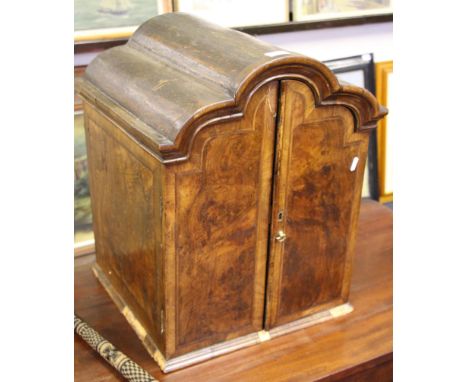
[93,263,353,373]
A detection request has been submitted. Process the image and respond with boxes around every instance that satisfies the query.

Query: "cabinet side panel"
[166,82,278,357]
[266,80,369,327]
[84,104,165,352]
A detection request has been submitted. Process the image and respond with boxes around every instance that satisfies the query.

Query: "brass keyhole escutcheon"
[275,230,286,242]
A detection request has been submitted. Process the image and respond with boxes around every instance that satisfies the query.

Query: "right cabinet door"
[265,80,370,328]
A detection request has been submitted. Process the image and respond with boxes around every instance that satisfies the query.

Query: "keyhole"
[278,211,283,221]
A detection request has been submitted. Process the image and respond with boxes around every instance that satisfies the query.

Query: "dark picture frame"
[324,53,379,200]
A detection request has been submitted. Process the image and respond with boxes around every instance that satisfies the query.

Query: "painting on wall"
[324,53,379,200]
[174,0,289,28]
[293,0,392,22]
[74,111,94,256]
[74,0,172,42]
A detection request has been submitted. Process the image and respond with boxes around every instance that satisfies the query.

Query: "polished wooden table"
[75,199,393,381]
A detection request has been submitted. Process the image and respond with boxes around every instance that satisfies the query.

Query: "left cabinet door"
[164,82,279,357]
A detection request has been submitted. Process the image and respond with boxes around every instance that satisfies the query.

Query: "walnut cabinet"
[77,13,387,372]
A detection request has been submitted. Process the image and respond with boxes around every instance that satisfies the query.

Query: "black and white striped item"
[74,314,157,382]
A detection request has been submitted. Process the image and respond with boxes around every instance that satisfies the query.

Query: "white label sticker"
[350,156,359,172]
[265,50,290,58]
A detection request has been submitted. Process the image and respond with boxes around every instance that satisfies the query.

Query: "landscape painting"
[75,0,171,40]
[74,112,94,254]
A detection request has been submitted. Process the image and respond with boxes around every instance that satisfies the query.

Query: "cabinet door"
[165,82,278,357]
[265,80,369,328]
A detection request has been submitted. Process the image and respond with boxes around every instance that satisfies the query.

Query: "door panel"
[167,82,278,356]
[265,80,369,328]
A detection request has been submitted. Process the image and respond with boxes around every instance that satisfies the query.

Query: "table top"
[75,199,393,381]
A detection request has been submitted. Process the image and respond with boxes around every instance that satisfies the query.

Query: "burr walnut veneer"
[76,13,387,372]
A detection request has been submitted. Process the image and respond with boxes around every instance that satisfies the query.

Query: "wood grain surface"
[76,12,388,371]
[77,13,386,162]
[84,101,167,354]
[165,82,279,356]
[265,80,369,329]
[75,199,393,381]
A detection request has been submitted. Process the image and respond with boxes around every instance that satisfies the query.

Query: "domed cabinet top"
[77,12,386,163]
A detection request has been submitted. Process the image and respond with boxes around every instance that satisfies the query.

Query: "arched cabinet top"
[77,12,387,163]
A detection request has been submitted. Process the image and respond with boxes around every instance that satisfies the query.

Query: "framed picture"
[74,110,94,256]
[375,60,393,202]
[74,0,172,42]
[74,67,95,257]
[324,53,379,200]
[174,0,289,27]
[293,0,392,22]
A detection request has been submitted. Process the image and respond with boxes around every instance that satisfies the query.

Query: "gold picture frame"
[376,60,393,203]
[293,0,392,22]
[74,0,172,42]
